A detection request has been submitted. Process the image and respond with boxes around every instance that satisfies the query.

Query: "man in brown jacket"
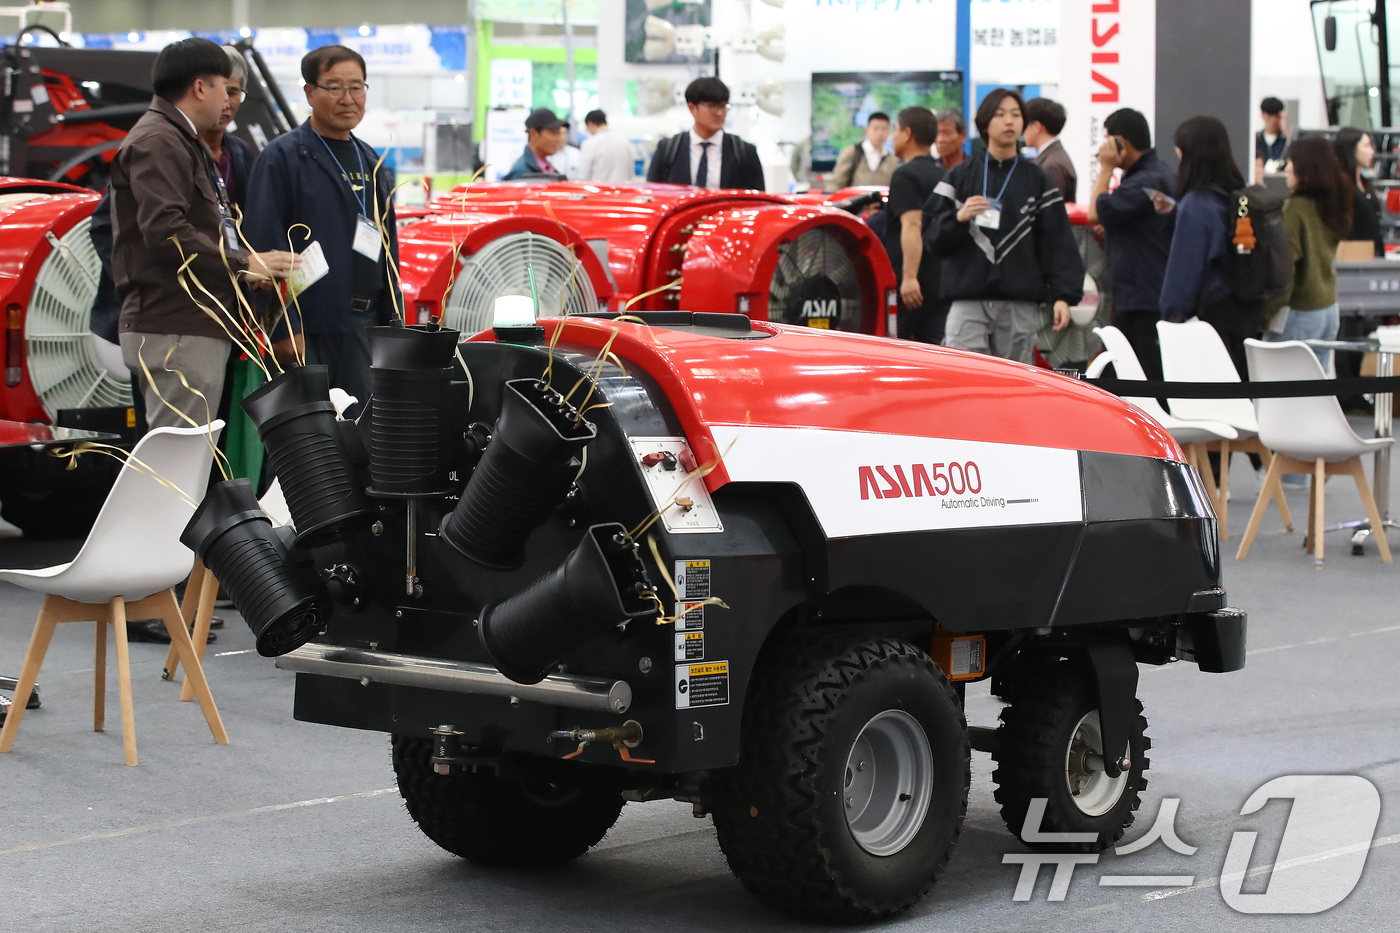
[113,37,294,428]
[1025,97,1077,203]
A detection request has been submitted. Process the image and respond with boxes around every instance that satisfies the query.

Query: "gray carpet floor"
[2,443,1397,931]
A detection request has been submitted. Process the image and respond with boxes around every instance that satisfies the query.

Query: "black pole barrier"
[1083,375,1400,399]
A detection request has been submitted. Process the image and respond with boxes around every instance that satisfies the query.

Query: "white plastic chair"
[1237,339,1393,567]
[1156,319,1293,539]
[0,423,230,766]
[1089,326,1238,512]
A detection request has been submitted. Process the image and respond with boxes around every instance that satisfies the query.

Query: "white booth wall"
[595,0,957,190]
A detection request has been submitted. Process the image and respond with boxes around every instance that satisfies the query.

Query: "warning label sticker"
[674,560,711,600]
[950,638,984,677]
[673,601,705,631]
[675,660,729,708]
[674,631,704,662]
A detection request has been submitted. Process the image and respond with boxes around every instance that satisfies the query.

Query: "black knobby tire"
[390,734,625,867]
[992,660,1150,853]
[710,632,970,923]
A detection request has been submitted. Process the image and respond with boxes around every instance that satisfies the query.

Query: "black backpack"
[1223,185,1291,304]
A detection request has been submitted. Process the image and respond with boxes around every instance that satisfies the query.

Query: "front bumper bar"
[275,643,633,714]
[1182,607,1247,672]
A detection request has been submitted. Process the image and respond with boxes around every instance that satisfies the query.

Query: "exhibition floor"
[2,449,1398,932]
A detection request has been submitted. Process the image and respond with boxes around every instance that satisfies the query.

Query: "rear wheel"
[390,734,624,867]
[710,632,970,922]
[992,661,1149,852]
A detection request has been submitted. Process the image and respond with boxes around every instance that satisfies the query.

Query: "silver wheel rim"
[843,709,934,856]
[1064,710,1129,817]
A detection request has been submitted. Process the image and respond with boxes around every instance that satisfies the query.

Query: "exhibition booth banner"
[76,25,470,76]
[1058,0,1157,188]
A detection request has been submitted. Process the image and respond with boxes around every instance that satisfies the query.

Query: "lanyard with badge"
[199,146,241,254]
[977,150,1017,230]
[315,132,383,264]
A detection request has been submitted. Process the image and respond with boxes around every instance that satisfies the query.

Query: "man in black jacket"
[924,88,1083,363]
[1086,107,1176,380]
[646,77,765,191]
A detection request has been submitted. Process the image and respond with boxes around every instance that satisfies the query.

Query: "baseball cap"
[525,108,567,131]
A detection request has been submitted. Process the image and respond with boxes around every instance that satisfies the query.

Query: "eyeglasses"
[699,102,730,113]
[226,88,245,101]
[314,83,369,99]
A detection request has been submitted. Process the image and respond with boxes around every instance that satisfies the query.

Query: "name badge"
[223,217,241,253]
[975,201,1002,230]
[353,214,383,261]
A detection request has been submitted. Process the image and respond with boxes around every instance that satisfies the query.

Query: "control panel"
[628,437,724,534]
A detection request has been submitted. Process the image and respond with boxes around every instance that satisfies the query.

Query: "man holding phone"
[1086,107,1176,379]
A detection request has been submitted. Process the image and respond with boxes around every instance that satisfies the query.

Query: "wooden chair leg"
[1305,469,1317,553]
[155,589,228,745]
[111,596,138,766]
[94,617,107,733]
[0,595,61,753]
[164,559,206,682]
[1313,457,1327,568]
[1218,439,1232,541]
[1267,450,1295,533]
[1191,443,1221,517]
[1237,452,1284,560]
[1348,457,1394,564]
[179,571,220,703]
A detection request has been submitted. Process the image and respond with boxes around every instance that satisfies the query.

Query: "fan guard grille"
[444,232,600,335]
[768,226,865,332]
[24,216,132,419]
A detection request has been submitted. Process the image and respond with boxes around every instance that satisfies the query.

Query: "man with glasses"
[204,46,256,211]
[646,77,765,191]
[244,44,400,412]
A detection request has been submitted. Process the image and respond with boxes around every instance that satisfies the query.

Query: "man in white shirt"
[646,77,765,190]
[1254,96,1290,183]
[577,109,636,183]
[824,112,898,191]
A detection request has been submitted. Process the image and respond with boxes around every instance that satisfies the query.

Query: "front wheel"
[710,632,970,922]
[992,660,1150,852]
[390,734,624,867]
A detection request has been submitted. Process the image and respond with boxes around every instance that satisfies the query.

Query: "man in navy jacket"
[1086,108,1176,380]
[243,44,400,411]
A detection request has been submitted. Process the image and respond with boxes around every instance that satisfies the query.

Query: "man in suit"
[646,77,765,191]
[1024,97,1076,203]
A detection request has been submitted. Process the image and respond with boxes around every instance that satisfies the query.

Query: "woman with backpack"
[1261,134,1353,374]
[1159,115,1261,379]
[1334,127,1384,258]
